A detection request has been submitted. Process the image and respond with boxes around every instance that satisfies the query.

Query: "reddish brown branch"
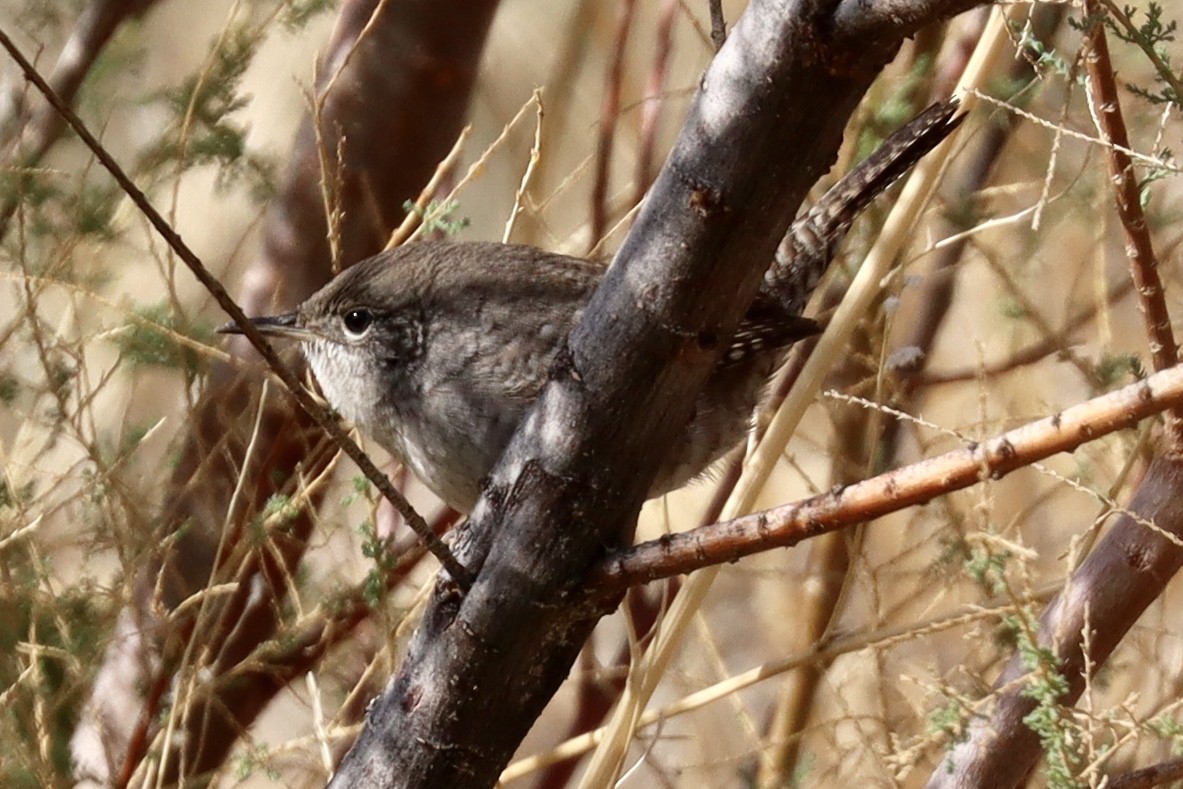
[1082,2,1182,444]
[919,18,1183,781]
[328,0,994,780]
[926,450,1183,787]
[633,0,679,207]
[1109,757,1183,789]
[588,0,636,250]
[593,363,1183,589]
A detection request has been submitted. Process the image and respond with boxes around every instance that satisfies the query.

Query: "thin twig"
[386,125,471,249]
[0,24,472,589]
[503,90,544,244]
[503,582,1062,782]
[0,0,163,239]
[408,89,543,246]
[918,276,1136,385]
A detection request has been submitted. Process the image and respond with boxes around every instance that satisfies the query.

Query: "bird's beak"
[217,313,317,340]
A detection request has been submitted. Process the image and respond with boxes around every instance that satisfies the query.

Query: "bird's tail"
[765,97,965,313]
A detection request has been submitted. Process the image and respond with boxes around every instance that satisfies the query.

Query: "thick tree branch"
[330,0,989,786]
[832,0,986,45]
[1109,757,1183,789]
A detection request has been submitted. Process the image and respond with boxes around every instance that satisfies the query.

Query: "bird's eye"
[342,309,374,338]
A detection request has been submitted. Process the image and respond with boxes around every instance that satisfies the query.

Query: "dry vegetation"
[1,0,1183,787]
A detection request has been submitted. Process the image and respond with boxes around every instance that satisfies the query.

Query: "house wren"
[221,100,962,513]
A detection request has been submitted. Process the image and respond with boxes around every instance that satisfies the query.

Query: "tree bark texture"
[329,0,986,785]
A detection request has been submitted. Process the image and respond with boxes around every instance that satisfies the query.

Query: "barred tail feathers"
[766,97,964,313]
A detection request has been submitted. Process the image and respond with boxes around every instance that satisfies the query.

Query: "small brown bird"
[222,100,962,512]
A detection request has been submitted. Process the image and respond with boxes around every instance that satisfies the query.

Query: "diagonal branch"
[329,0,992,786]
[67,1,501,783]
[926,447,1183,788]
[0,21,468,585]
[592,363,1183,589]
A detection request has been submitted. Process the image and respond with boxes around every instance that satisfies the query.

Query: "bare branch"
[594,363,1183,588]
[832,0,989,48]
[1109,757,1183,789]
[922,9,1183,786]
[588,0,636,250]
[1082,0,1182,444]
[708,0,726,50]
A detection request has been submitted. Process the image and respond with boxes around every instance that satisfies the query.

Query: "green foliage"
[0,583,108,787]
[964,544,1012,595]
[0,6,140,255]
[359,519,397,607]
[137,24,276,201]
[263,493,300,524]
[928,693,974,753]
[340,474,372,507]
[68,183,121,240]
[1138,147,1176,208]
[0,168,56,223]
[0,479,35,510]
[1012,20,1074,80]
[403,199,471,237]
[997,297,1029,320]
[0,369,18,404]
[790,751,816,787]
[115,302,211,373]
[1092,352,1144,388]
[0,171,121,250]
[852,56,936,165]
[1014,629,1081,788]
[235,742,281,781]
[45,357,74,400]
[1148,714,1183,752]
[1107,3,1180,108]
